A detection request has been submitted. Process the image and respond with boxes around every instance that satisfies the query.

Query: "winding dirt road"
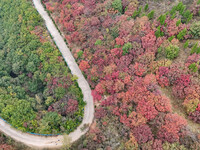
[0,0,94,149]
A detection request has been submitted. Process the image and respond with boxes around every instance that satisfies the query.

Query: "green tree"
[112,0,123,13]
[38,112,62,134]
[165,45,180,60]
[147,10,155,20]
[177,28,187,41]
[1,100,36,131]
[26,62,36,72]
[55,87,66,99]
[122,42,132,55]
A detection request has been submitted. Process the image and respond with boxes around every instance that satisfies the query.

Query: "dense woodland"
[0,0,85,137]
[42,0,200,149]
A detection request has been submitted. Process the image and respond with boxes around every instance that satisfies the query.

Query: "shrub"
[168,36,175,42]
[111,26,119,38]
[183,98,199,114]
[158,14,166,25]
[190,43,198,54]
[156,66,170,87]
[162,142,187,150]
[142,31,157,52]
[188,63,198,72]
[189,110,200,123]
[122,42,132,55]
[190,42,200,54]
[176,19,181,26]
[132,7,142,19]
[183,40,189,49]
[144,4,149,12]
[112,0,123,13]
[176,2,186,15]
[79,60,90,71]
[55,87,66,99]
[165,45,180,60]
[132,124,153,144]
[95,39,102,45]
[177,28,187,41]
[183,92,200,114]
[182,10,193,23]
[147,10,155,20]
[137,99,158,120]
[190,21,200,38]
[157,113,187,143]
[155,26,164,38]
[77,50,83,58]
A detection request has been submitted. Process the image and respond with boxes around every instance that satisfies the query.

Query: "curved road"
[0,0,94,149]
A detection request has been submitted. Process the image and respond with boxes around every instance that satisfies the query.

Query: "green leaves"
[132,7,142,19]
[158,14,166,25]
[144,4,149,12]
[190,21,200,38]
[188,63,199,73]
[184,40,189,49]
[55,87,66,99]
[190,43,200,54]
[147,10,155,20]
[177,28,187,41]
[112,0,123,13]
[0,0,85,134]
[1,100,36,131]
[39,112,62,134]
[169,2,193,23]
[165,45,180,60]
[155,26,164,38]
[95,39,102,45]
[122,42,132,55]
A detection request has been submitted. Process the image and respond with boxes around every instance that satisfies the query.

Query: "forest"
[0,0,85,137]
[42,0,200,149]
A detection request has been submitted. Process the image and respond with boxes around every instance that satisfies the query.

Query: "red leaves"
[196,104,200,112]
[175,74,191,87]
[141,30,157,52]
[115,37,124,46]
[186,53,200,67]
[154,96,172,113]
[91,90,102,101]
[189,110,200,123]
[158,67,169,77]
[113,79,125,93]
[0,144,14,150]
[157,113,187,143]
[132,124,153,144]
[64,21,75,32]
[43,0,198,146]
[137,99,158,120]
[90,17,100,26]
[65,99,78,114]
[123,111,147,129]
[79,60,90,71]
[165,17,190,37]
[95,82,106,94]
[95,107,107,119]
[45,2,55,12]
[156,67,170,87]
[172,74,191,99]
[133,62,147,77]
[166,18,180,36]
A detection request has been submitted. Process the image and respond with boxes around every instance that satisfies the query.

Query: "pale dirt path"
[0,0,94,149]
